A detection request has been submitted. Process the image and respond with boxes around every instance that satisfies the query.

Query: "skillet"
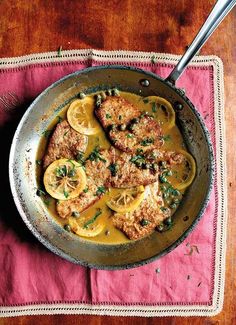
[9,0,236,269]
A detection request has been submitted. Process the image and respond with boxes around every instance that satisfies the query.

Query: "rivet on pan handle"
[166,0,236,85]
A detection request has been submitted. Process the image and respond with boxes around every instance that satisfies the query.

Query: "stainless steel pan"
[9,0,235,269]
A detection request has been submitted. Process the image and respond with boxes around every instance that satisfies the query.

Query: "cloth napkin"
[0,50,227,317]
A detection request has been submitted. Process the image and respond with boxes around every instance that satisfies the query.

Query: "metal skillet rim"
[9,65,215,270]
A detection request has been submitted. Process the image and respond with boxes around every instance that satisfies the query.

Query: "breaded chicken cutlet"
[56,147,160,218]
[112,183,171,240]
[43,120,88,169]
[95,96,164,153]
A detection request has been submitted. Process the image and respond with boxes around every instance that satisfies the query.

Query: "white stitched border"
[0,50,226,317]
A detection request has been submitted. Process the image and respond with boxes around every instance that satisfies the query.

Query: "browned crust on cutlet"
[112,183,170,240]
[106,147,159,188]
[43,120,88,169]
[95,96,140,129]
[109,115,163,153]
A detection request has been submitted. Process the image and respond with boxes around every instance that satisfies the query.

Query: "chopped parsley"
[42,130,52,138]
[83,209,102,229]
[77,151,85,166]
[127,133,134,138]
[152,102,157,112]
[56,165,67,177]
[161,134,171,141]
[143,98,149,104]
[141,219,149,226]
[36,159,42,166]
[108,163,118,176]
[63,190,69,198]
[83,186,89,193]
[118,115,122,120]
[106,113,112,119]
[87,146,106,163]
[57,45,62,57]
[96,186,106,196]
[57,116,63,123]
[36,189,47,197]
[140,137,154,146]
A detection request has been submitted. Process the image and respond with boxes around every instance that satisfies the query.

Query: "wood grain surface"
[0,0,235,324]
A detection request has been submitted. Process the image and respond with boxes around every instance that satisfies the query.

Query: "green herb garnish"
[42,130,52,138]
[108,163,118,176]
[143,98,149,104]
[57,116,63,123]
[87,146,106,163]
[77,151,85,166]
[56,165,67,177]
[161,134,171,141]
[83,209,102,229]
[106,113,112,119]
[127,133,134,138]
[141,219,149,226]
[140,137,154,146]
[36,159,42,166]
[57,45,62,57]
[96,186,106,196]
[83,187,89,193]
[152,102,157,112]
[63,190,69,198]
[36,189,47,197]
[118,115,122,120]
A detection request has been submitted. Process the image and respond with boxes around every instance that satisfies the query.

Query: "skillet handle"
[166,0,236,85]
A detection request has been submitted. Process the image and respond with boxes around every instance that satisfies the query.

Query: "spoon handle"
[166,0,236,84]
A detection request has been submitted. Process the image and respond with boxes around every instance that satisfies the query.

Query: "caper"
[112,88,119,96]
[172,189,181,196]
[131,117,139,124]
[95,94,102,101]
[78,92,86,99]
[105,230,110,236]
[95,100,102,109]
[68,169,76,177]
[165,170,172,176]
[64,224,71,232]
[159,175,167,183]
[157,223,164,232]
[119,124,126,131]
[164,217,172,226]
[106,89,112,96]
[71,211,80,218]
[173,198,180,204]
[135,160,143,168]
[174,102,183,111]
[170,203,177,209]
[100,91,106,101]
[141,219,149,226]
[163,192,169,199]
[152,163,158,171]
[108,124,116,131]
[128,123,135,131]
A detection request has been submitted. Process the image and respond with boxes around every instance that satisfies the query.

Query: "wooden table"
[0,0,235,324]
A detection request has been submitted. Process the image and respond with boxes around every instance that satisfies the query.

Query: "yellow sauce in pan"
[36,91,188,244]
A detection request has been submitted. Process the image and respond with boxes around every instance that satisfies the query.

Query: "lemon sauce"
[36,91,195,244]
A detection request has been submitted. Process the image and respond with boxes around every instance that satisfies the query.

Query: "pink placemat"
[0,50,227,317]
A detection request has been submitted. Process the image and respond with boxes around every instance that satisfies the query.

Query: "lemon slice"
[68,210,104,237]
[67,97,101,135]
[145,96,175,129]
[106,186,145,213]
[166,150,196,190]
[43,159,87,200]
